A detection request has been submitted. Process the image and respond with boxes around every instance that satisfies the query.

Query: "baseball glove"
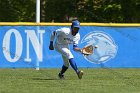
[81,45,93,55]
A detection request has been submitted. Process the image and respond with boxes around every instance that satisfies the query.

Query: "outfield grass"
[0,68,140,93]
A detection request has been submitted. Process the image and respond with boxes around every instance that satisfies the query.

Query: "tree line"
[0,0,139,23]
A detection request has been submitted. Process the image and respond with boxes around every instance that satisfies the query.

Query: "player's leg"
[60,47,80,74]
[54,44,69,79]
[58,55,69,79]
[69,58,79,73]
[59,48,83,79]
[55,44,83,79]
[69,58,83,79]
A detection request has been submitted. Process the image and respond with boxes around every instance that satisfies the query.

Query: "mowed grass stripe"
[0,68,140,93]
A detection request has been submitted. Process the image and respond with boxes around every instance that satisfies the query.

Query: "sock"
[60,65,68,75]
[69,58,79,73]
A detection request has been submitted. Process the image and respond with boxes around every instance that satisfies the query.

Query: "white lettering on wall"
[3,29,23,62]
[24,30,45,62]
[2,29,45,62]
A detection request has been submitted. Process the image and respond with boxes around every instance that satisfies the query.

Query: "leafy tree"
[0,0,35,22]
[0,0,139,22]
[45,0,77,22]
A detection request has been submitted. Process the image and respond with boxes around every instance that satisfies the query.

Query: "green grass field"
[0,68,140,93]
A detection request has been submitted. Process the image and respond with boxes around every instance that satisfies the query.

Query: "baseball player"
[49,20,83,79]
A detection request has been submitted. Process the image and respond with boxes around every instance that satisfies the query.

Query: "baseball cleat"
[58,73,65,79]
[77,70,84,79]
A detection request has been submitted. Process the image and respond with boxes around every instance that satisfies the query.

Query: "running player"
[49,20,83,79]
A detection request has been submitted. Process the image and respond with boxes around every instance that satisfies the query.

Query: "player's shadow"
[32,77,58,81]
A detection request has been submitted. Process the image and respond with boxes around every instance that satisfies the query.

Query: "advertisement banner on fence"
[0,25,140,68]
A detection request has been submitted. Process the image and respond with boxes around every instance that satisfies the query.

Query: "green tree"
[0,0,139,22]
[120,0,140,22]
[45,0,77,22]
[0,0,36,22]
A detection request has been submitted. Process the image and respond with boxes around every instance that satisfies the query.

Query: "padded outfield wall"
[0,23,140,68]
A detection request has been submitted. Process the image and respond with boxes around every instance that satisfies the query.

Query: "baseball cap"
[72,20,80,28]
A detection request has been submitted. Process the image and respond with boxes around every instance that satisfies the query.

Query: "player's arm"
[73,45,82,52]
[49,31,56,50]
[73,44,95,55]
[73,33,82,52]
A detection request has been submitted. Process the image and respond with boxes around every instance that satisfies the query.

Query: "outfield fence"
[0,23,140,68]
